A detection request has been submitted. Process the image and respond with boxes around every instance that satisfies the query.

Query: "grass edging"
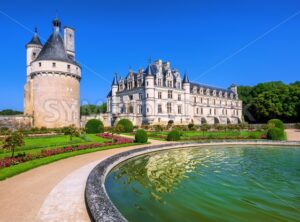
[0,143,140,181]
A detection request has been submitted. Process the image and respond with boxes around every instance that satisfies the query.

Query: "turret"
[182,72,191,119]
[182,72,190,93]
[111,73,119,114]
[145,64,155,120]
[25,28,43,79]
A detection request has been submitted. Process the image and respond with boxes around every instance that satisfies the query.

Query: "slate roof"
[190,82,235,95]
[35,19,79,66]
[182,72,189,83]
[26,30,43,47]
[112,74,118,86]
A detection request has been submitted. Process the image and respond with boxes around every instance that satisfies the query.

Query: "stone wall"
[0,115,32,130]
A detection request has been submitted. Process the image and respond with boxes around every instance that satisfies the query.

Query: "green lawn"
[0,143,139,180]
[0,134,109,158]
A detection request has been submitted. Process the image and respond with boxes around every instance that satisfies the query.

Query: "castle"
[18,19,242,129]
[24,18,81,128]
[106,60,242,126]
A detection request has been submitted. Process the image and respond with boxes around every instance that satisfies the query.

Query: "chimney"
[64,27,75,59]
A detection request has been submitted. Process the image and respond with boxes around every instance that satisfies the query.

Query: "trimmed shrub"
[134,129,148,143]
[116,119,133,133]
[188,123,195,131]
[267,119,284,130]
[166,130,181,141]
[267,127,285,140]
[85,119,104,134]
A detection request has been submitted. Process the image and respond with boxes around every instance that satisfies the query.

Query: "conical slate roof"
[26,29,43,46]
[112,73,118,86]
[35,19,79,66]
[145,64,153,76]
[182,72,189,83]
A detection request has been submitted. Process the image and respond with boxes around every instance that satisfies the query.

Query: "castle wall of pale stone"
[31,73,80,128]
[106,60,243,127]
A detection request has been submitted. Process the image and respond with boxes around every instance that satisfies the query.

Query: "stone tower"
[144,64,155,124]
[24,18,81,128]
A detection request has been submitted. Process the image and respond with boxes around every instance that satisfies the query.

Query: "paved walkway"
[0,139,167,222]
[286,129,300,141]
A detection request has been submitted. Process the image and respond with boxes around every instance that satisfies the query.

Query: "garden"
[0,121,135,180]
[0,118,289,180]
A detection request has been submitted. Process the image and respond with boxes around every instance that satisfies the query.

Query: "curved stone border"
[85,140,300,222]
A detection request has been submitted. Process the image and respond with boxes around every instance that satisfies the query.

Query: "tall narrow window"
[158,104,162,113]
[196,108,199,114]
[194,97,197,103]
[158,92,162,99]
[178,94,181,101]
[139,93,142,100]
[167,103,172,113]
[52,62,56,68]
[168,90,173,99]
[178,105,182,114]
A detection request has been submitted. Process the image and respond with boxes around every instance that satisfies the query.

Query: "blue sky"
[0,0,300,110]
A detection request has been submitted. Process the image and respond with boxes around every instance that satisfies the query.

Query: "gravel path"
[286,129,300,141]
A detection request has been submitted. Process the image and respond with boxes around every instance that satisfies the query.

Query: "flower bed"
[0,134,133,168]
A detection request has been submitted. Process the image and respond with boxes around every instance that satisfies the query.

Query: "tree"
[238,81,300,123]
[99,103,107,113]
[2,131,25,157]
[0,109,23,116]
[64,125,80,141]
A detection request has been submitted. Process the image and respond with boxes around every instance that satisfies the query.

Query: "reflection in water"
[106,146,300,222]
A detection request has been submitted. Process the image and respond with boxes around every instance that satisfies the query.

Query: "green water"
[105,146,300,222]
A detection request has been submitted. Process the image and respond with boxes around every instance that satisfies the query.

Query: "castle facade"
[107,60,242,126]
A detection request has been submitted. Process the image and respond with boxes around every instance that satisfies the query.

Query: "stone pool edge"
[85,140,300,222]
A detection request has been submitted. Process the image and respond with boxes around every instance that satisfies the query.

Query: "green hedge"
[116,119,133,133]
[267,127,285,140]
[267,119,285,130]
[134,129,148,143]
[85,119,104,134]
[167,130,181,141]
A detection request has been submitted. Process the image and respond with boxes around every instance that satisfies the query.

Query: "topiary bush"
[188,123,195,131]
[166,130,181,141]
[134,129,148,143]
[116,119,133,133]
[267,127,285,140]
[85,119,104,134]
[267,119,285,130]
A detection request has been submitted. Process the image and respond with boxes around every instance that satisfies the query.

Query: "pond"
[105,146,300,222]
